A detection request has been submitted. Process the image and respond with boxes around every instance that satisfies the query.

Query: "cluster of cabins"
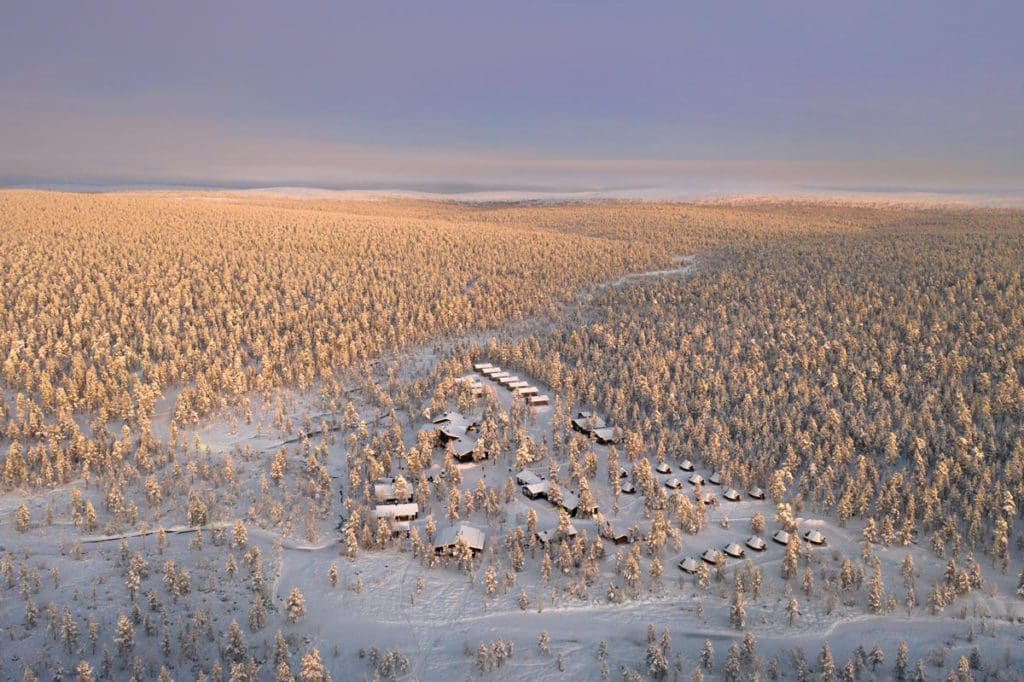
[570,411,623,445]
[656,460,767,507]
[372,477,419,533]
[473,363,550,407]
[371,478,487,554]
[677,528,827,573]
[430,411,485,463]
[516,469,597,518]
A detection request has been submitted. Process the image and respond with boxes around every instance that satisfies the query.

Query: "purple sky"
[1,2,1022,193]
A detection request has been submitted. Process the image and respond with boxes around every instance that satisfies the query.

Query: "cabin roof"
[434,523,485,551]
[374,503,419,518]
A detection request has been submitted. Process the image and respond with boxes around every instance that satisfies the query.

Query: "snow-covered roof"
[537,523,577,544]
[434,523,485,552]
[665,478,682,489]
[723,543,745,557]
[560,490,580,512]
[522,481,549,497]
[572,413,606,431]
[701,549,722,564]
[655,462,671,474]
[803,529,826,545]
[723,488,740,501]
[678,460,694,471]
[688,474,705,485]
[373,481,410,503]
[473,362,494,371]
[748,487,765,499]
[605,525,630,542]
[709,471,723,485]
[746,536,767,551]
[772,530,791,545]
[440,424,469,441]
[619,481,636,494]
[678,557,700,573]
[516,469,542,486]
[453,436,479,459]
[374,503,419,519]
[592,427,621,443]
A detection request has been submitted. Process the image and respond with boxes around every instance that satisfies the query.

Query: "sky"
[1,2,1022,196]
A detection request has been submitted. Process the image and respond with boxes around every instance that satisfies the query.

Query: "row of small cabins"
[473,363,550,407]
[677,529,827,573]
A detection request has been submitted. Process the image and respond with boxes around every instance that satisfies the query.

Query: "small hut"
[678,459,695,472]
[772,530,791,545]
[688,474,705,486]
[723,543,746,558]
[701,549,723,565]
[559,490,581,517]
[708,471,723,485]
[802,529,826,546]
[605,526,631,545]
[723,488,741,502]
[655,462,671,474]
[620,481,637,494]
[678,557,700,574]
[746,536,767,552]
[537,523,578,546]
[665,478,682,490]
[748,487,766,500]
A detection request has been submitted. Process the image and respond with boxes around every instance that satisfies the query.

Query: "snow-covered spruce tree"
[114,612,134,667]
[700,640,714,671]
[223,619,247,663]
[286,587,306,623]
[868,567,885,614]
[818,643,836,682]
[646,641,668,679]
[299,648,331,682]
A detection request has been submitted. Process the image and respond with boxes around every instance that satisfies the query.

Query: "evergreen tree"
[299,648,331,682]
[287,587,306,623]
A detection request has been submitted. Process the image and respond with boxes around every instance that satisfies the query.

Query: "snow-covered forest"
[1,191,1022,681]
